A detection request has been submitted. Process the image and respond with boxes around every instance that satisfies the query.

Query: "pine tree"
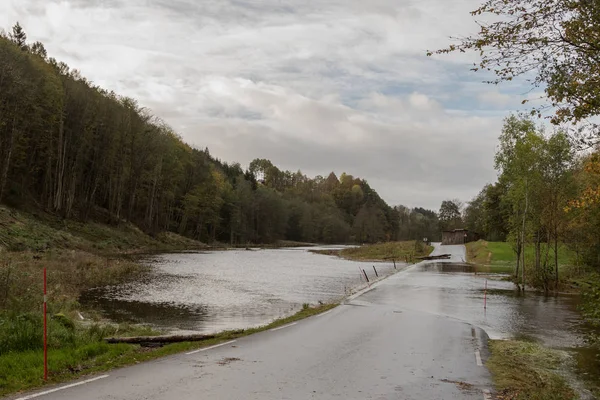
[9,22,27,50]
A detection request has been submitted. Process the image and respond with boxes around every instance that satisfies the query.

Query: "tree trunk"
[521,179,528,291]
[54,112,66,212]
[515,236,522,280]
[0,114,16,201]
[554,220,559,290]
[105,333,216,345]
[145,158,162,229]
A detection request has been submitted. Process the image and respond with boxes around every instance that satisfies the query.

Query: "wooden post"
[484,279,487,310]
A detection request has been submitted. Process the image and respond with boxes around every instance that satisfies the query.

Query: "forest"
[0,24,443,246]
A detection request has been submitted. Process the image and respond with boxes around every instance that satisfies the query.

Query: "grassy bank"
[487,339,577,400]
[0,206,208,315]
[311,241,433,262]
[340,241,433,262]
[0,206,206,254]
[465,240,575,275]
[218,240,316,249]
[0,303,336,397]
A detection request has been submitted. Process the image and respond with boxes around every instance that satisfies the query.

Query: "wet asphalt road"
[12,245,492,400]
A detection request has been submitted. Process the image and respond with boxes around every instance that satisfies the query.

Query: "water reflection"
[376,261,587,348]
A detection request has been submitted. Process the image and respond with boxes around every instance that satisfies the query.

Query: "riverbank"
[467,240,600,397]
[310,240,433,262]
[465,240,576,276]
[486,338,577,400]
[0,206,207,315]
[0,303,337,397]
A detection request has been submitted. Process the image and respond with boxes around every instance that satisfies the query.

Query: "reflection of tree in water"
[420,262,477,273]
[80,289,210,331]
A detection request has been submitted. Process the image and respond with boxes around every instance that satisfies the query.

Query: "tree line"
[431,0,600,292]
[461,116,589,291]
[0,24,449,245]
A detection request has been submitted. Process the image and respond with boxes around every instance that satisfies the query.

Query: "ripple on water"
[81,248,398,333]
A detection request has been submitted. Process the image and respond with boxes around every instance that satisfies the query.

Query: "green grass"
[0,303,337,397]
[0,205,206,254]
[487,339,577,400]
[0,204,209,315]
[466,240,575,274]
[313,241,432,262]
[341,241,433,262]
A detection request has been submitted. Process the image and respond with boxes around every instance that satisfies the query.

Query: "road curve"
[10,245,492,400]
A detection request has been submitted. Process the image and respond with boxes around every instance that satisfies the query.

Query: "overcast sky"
[2,0,532,210]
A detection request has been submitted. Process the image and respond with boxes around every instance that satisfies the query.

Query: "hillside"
[0,30,399,247]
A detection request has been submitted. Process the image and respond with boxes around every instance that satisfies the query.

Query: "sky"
[1,0,533,210]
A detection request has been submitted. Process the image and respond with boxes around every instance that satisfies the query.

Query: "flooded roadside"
[80,246,399,333]
[80,246,600,396]
[374,261,600,398]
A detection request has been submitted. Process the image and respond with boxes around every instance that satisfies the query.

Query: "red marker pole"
[43,267,48,381]
[484,279,487,311]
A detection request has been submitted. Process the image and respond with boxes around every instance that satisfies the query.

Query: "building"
[441,229,479,245]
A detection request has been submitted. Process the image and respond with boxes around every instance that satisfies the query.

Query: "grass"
[486,339,577,400]
[312,241,433,262]
[0,204,209,315]
[0,251,148,314]
[0,303,337,397]
[466,240,575,275]
[0,205,206,254]
[216,240,317,249]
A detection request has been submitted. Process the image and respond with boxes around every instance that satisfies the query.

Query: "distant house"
[441,229,479,245]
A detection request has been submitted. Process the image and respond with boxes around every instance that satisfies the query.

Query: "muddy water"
[80,247,399,333]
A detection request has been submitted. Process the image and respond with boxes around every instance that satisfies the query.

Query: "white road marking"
[475,350,483,366]
[185,340,237,355]
[15,375,109,400]
[316,309,334,318]
[269,322,297,332]
[482,389,492,400]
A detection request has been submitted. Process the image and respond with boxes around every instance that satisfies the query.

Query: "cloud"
[1,0,527,209]
[477,90,513,108]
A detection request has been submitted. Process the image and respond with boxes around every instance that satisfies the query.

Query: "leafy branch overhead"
[430,0,600,132]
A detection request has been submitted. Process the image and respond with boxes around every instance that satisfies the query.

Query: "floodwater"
[81,245,600,395]
[382,261,587,348]
[380,260,599,398]
[80,246,399,333]
[82,246,591,347]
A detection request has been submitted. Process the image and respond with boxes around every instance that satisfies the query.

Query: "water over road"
[12,244,499,400]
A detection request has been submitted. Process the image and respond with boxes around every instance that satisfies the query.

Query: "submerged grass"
[487,339,577,400]
[312,241,432,262]
[0,251,148,314]
[0,303,337,397]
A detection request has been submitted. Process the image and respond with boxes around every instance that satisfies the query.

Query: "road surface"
[11,244,493,400]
